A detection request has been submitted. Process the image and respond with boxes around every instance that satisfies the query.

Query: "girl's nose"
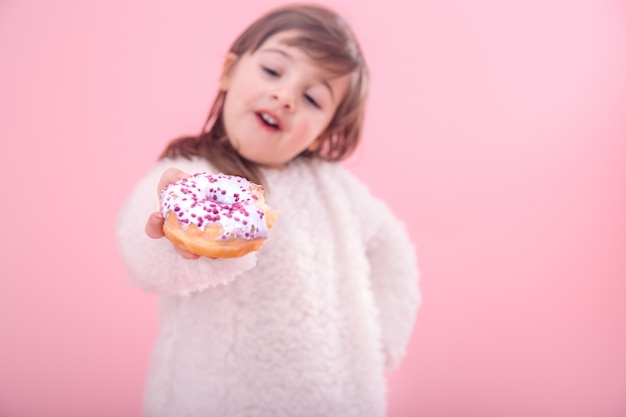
[270,89,296,112]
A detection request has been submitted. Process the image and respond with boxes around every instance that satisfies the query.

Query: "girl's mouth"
[256,111,281,131]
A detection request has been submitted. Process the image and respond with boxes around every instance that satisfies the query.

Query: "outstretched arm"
[116,159,257,296]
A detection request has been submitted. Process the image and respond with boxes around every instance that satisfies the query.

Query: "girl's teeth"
[261,113,278,126]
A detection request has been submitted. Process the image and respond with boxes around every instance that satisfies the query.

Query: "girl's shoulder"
[288,158,378,203]
[320,160,374,194]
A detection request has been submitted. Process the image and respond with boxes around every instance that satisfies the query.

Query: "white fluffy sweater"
[116,156,420,417]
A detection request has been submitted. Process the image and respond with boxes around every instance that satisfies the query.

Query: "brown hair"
[160,3,369,186]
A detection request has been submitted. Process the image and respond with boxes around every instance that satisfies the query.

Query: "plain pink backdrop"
[1,1,625,416]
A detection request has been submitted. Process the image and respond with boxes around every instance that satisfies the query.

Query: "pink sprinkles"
[160,172,268,240]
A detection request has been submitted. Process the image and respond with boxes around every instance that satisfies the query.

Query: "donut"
[160,172,279,258]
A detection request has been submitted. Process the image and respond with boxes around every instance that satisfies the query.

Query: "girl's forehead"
[256,30,306,54]
[253,39,307,65]
[253,31,343,77]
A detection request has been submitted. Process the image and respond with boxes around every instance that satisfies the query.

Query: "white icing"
[160,173,268,240]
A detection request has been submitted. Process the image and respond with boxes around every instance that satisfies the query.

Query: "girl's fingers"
[150,168,199,259]
[157,168,192,199]
[145,212,165,239]
[146,212,200,260]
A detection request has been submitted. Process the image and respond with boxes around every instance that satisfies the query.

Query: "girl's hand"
[144,168,200,260]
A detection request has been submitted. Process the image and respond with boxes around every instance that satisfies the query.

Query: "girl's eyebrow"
[259,48,336,103]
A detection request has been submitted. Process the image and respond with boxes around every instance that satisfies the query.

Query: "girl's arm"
[365,201,421,369]
[342,170,421,370]
[116,159,257,296]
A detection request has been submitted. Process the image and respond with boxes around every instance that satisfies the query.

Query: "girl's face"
[220,30,351,168]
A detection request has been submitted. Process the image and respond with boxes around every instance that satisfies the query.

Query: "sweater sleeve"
[367,202,421,369]
[343,171,421,370]
[115,158,257,296]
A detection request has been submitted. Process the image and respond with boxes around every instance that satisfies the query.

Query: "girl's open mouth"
[256,111,281,131]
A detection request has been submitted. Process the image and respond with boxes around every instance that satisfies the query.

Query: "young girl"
[117,4,420,417]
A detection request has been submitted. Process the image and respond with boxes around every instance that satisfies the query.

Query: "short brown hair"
[160,3,369,186]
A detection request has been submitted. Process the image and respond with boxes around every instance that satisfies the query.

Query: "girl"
[117,4,420,417]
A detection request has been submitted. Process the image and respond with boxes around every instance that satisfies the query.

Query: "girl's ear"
[220,53,239,91]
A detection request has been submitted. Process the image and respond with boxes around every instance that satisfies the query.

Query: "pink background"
[1,1,625,416]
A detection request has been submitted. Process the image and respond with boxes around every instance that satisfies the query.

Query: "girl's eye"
[262,66,280,77]
[304,94,320,109]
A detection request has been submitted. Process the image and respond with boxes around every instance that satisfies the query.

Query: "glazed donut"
[160,172,279,258]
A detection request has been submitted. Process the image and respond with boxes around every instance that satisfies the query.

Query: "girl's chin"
[247,156,287,169]
[231,147,286,169]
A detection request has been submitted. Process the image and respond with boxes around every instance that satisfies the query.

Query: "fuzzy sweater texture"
[116,156,420,417]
